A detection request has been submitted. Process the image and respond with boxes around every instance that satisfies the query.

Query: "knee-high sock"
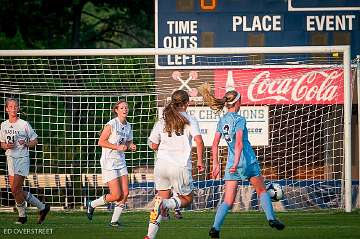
[146,215,162,239]
[111,203,125,223]
[260,192,275,221]
[91,195,108,208]
[25,192,45,211]
[213,202,231,231]
[16,201,26,217]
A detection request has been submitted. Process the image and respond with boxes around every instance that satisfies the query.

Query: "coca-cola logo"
[248,70,343,102]
[215,69,344,104]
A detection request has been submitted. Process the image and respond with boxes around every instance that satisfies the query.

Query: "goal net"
[0,46,353,212]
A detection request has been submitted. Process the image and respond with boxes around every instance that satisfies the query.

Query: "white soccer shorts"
[102,167,128,183]
[7,156,30,177]
[154,163,193,196]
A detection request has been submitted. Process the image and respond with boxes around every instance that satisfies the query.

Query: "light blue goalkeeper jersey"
[216,112,258,168]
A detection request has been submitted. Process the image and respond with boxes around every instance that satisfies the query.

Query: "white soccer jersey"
[149,112,201,168]
[100,118,133,170]
[0,119,38,158]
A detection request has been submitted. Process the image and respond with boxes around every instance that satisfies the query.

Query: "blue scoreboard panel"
[156,0,360,67]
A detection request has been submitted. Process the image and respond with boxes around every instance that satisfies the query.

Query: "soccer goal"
[0,46,353,212]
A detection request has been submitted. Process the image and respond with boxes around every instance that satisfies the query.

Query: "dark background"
[0,0,155,49]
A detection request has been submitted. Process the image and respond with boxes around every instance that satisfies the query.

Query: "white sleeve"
[26,122,38,141]
[189,117,201,137]
[148,121,161,144]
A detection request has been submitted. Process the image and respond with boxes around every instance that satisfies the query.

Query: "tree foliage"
[0,0,154,49]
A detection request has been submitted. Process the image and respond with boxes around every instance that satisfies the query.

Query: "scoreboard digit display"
[156,0,360,68]
[289,0,360,11]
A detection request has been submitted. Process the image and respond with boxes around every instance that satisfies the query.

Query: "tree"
[0,0,155,49]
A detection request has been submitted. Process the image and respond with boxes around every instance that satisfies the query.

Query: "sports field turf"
[0,210,359,239]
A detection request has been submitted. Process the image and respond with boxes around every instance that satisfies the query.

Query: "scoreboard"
[155,0,360,67]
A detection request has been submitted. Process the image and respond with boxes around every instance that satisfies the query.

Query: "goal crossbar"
[0,45,351,56]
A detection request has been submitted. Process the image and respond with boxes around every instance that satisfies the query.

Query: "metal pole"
[343,47,352,212]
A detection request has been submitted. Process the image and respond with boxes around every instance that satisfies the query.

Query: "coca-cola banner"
[214,68,344,104]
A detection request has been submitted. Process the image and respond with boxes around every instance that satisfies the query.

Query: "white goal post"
[0,46,352,212]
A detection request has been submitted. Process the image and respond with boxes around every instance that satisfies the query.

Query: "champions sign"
[158,106,269,146]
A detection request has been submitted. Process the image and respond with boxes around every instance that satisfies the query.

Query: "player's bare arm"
[229,130,243,174]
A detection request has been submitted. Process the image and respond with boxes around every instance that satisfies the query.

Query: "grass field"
[0,210,359,239]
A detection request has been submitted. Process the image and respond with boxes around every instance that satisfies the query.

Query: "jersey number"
[7,135,15,144]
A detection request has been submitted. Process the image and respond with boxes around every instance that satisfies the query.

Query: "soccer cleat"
[209,227,220,238]
[109,221,121,227]
[37,204,50,224]
[174,209,183,219]
[144,236,151,239]
[15,216,27,225]
[269,219,285,230]
[149,196,163,224]
[87,201,95,221]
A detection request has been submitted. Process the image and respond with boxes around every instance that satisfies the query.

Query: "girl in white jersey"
[86,100,136,227]
[198,84,285,239]
[144,90,205,239]
[0,98,50,224]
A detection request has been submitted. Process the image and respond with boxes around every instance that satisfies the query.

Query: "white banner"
[158,106,269,146]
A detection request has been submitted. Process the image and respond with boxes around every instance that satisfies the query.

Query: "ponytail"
[198,83,240,113]
[163,90,190,136]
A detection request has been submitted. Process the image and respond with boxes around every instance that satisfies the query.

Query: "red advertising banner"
[214,68,344,104]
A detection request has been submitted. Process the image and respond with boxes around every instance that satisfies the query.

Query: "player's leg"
[145,163,172,239]
[8,156,27,224]
[110,171,129,226]
[250,176,285,230]
[87,175,122,220]
[10,157,49,224]
[145,189,171,239]
[210,180,238,238]
[9,174,27,224]
[162,192,192,210]
[158,190,171,221]
[146,166,194,239]
[173,192,183,219]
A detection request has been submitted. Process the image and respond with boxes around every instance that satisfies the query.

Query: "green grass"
[0,210,359,239]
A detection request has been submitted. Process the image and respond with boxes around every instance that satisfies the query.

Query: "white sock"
[146,215,162,239]
[162,196,181,210]
[25,192,45,211]
[111,203,125,223]
[91,195,107,208]
[16,201,26,217]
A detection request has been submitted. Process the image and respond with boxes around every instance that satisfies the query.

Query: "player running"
[144,90,204,239]
[0,98,50,224]
[198,84,285,239]
[86,99,136,227]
